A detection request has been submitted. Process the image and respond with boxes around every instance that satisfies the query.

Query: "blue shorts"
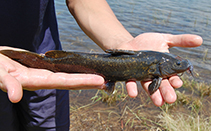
[0,89,69,131]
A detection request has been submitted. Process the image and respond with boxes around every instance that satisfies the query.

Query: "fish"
[0,49,194,95]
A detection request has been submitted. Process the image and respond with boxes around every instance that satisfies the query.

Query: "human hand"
[117,33,203,106]
[0,47,104,103]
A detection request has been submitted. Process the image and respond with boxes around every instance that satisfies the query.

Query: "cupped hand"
[118,33,203,106]
[0,47,105,103]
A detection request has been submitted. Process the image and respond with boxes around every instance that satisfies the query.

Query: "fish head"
[159,55,193,77]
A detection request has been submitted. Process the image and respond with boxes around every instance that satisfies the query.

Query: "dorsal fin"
[105,49,138,55]
[45,50,73,58]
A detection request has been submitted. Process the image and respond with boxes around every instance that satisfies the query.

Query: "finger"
[168,75,183,88]
[19,69,105,90]
[141,79,177,106]
[0,46,27,51]
[141,81,164,106]
[166,34,203,48]
[0,67,22,103]
[68,85,105,90]
[126,81,138,98]
[158,79,177,104]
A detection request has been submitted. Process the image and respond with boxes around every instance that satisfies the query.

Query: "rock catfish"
[0,49,193,95]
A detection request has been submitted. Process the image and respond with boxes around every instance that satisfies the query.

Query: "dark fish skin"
[0,49,193,95]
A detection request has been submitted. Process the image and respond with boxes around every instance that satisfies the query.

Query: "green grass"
[157,112,211,131]
[69,77,211,130]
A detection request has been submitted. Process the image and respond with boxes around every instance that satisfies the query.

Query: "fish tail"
[0,50,57,72]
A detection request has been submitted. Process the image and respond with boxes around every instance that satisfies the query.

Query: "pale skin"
[0,0,202,107]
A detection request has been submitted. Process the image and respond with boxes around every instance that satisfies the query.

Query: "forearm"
[66,0,133,50]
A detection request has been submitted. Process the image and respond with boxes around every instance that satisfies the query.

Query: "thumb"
[167,34,203,48]
[0,69,23,103]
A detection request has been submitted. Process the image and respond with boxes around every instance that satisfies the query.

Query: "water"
[55,0,211,83]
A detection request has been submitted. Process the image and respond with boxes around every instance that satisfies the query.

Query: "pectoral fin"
[105,49,139,55]
[148,77,162,95]
[104,81,116,94]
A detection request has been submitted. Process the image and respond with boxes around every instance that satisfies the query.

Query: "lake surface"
[55,0,211,83]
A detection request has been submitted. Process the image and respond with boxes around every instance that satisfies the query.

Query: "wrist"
[103,34,134,50]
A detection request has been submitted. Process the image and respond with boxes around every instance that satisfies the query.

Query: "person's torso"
[0,0,62,53]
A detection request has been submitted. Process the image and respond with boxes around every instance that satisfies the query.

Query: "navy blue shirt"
[0,0,69,131]
[0,0,62,53]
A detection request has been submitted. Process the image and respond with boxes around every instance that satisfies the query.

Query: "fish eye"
[176,61,181,66]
